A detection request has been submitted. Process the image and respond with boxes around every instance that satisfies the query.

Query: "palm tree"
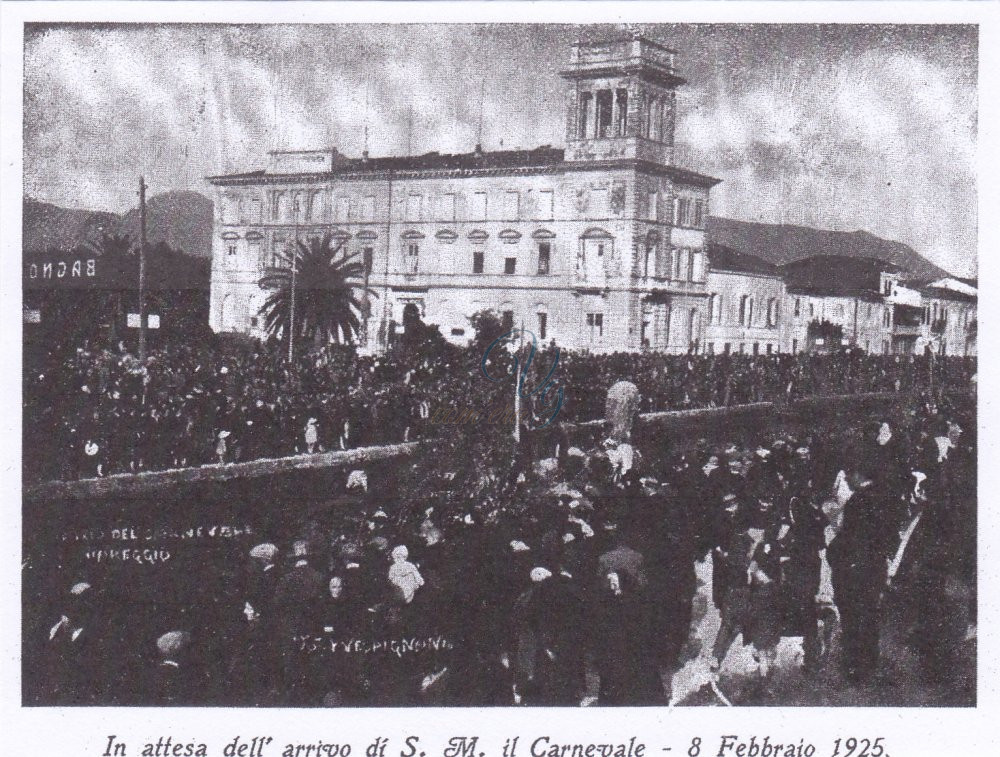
[258,233,374,349]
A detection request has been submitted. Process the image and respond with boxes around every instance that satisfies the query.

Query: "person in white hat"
[215,430,231,464]
[387,545,424,604]
[151,631,196,705]
[304,417,320,454]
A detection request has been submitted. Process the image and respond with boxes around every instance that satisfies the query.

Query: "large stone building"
[206,33,722,353]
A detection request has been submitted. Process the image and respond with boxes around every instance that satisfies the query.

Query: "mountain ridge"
[23,192,951,280]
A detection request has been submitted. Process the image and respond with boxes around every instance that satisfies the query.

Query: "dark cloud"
[23,23,977,275]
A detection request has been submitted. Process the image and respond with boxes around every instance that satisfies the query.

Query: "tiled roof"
[207,146,720,186]
[782,255,902,298]
[707,242,781,276]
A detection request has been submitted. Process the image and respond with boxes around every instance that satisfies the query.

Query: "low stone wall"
[24,391,966,504]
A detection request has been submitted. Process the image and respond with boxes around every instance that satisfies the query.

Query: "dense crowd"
[26,388,975,706]
[23,334,976,483]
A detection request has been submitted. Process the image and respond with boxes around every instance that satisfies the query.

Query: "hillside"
[706,217,948,281]
[23,191,214,258]
[25,194,951,279]
[22,199,120,255]
[116,190,213,259]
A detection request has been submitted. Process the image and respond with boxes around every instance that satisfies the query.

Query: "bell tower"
[561,32,685,165]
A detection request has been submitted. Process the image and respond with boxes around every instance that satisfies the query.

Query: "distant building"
[704,244,785,355]
[782,255,897,355]
[916,283,977,356]
[206,33,722,353]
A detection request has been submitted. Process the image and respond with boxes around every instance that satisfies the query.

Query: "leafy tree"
[806,318,844,343]
[257,233,374,348]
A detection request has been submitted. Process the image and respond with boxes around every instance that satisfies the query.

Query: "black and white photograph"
[7,2,990,724]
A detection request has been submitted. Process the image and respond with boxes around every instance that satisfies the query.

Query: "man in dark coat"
[148,630,201,706]
[827,466,900,682]
[272,541,326,704]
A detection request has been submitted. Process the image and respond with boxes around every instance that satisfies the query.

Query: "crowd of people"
[23,332,976,483]
[25,384,975,706]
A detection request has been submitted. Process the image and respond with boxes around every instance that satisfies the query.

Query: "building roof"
[707,242,781,277]
[207,146,721,187]
[919,285,977,304]
[782,255,902,299]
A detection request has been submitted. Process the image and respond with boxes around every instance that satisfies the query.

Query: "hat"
[249,543,278,561]
[391,545,409,561]
[70,582,91,596]
[347,469,368,491]
[307,417,318,425]
[530,567,552,583]
[510,540,531,552]
[291,540,309,558]
[84,442,99,456]
[218,430,231,439]
[156,630,190,657]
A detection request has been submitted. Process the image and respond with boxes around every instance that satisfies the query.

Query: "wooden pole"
[288,200,298,362]
[138,176,148,360]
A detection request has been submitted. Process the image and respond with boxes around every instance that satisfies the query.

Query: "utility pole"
[138,176,148,360]
[288,197,299,363]
[513,321,524,443]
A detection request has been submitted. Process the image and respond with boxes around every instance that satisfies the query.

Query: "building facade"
[781,256,898,354]
[207,33,721,354]
[704,244,785,355]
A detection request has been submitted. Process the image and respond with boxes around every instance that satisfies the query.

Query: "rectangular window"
[537,243,551,275]
[472,251,484,274]
[406,243,419,273]
[724,343,731,355]
[271,239,288,268]
[502,310,514,332]
[471,191,487,221]
[792,339,798,354]
[674,198,689,226]
[615,89,629,136]
[579,92,593,138]
[504,257,517,275]
[362,195,376,220]
[537,312,547,341]
[538,189,554,220]
[250,198,263,224]
[363,247,373,276]
[647,190,658,221]
[586,312,604,340]
[693,199,705,228]
[227,244,237,257]
[337,196,351,222]
[406,194,422,222]
[766,344,773,355]
[438,193,456,222]
[596,89,613,137]
[503,191,520,220]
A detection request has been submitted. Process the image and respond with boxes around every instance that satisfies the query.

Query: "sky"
[23,23,978,276]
